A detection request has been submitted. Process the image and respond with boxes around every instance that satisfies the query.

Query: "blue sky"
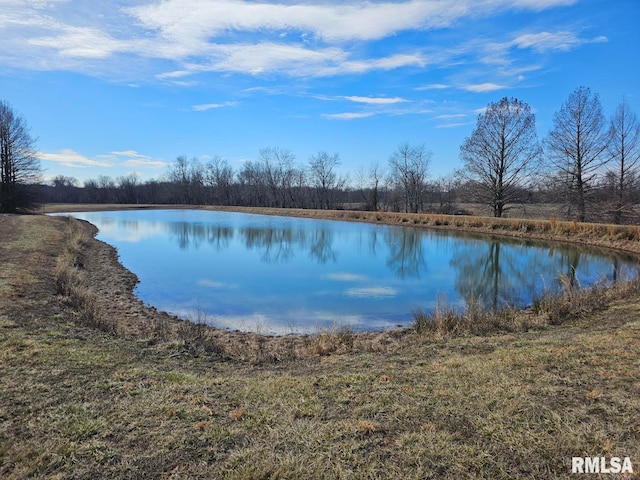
[1,0,638,184]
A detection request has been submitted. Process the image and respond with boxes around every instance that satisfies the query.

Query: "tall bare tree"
[0,100,41,213]
[460,97,540,217]
[204,156,235,205]
[388,142,430,213]
[545,86,608,221]
[308,151,343,209]
[259,147,296,208]
[607,96,640,223]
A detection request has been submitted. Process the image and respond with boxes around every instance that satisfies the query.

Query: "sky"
[1,0,638,184]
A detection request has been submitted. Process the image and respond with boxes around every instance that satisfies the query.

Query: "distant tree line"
[5,87,640,223]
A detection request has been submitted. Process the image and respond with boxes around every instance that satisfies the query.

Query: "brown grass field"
[1,206,639,478]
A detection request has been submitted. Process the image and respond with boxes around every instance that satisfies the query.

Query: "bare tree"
[116,173,141,204]
[203,156,235,205]
[238,160,268,207]
[50,175,80,203]
[367,160,385,211]
[167,156,207,204]
[607,96,640,223]
[168,155,192,204]
[354,160,385,211]
[388,142,430,213]
[0,100,41,212]
[460,97,540,217]
[545,86,609,221]
[259,147,296,207]
[308,151,344,209]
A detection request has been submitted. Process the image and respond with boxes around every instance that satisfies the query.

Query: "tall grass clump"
[308,322,356,355]
[54,217,115,334]
[172,306,223,358]
[411,297,495,339]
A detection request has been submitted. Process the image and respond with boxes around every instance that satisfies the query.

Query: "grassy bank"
[1,214,639,478]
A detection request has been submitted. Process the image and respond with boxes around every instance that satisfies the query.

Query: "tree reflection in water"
[384,227,426,278]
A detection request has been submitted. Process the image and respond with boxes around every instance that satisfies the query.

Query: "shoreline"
[44,203,640,256]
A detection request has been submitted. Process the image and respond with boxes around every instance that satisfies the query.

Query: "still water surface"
[62,209,637,334]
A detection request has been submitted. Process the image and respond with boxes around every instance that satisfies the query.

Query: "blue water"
[58,209,638,334]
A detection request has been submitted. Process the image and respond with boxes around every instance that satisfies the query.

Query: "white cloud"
[124,159,168,168]
[416,83,450,91]
[436,122,470,129]
[512,31,608,53]
[39,148,167,170]
[193,42,346,76]
[323,112,376,120]
[314,53,427,77]
[435,113,467,119]
[39,149,113,168]
[125,0,576,45]
[342,96,407,105]
[28,25,126,59]
[463,83,505,93]
[0,0,593,81]
[110,150,149,159]
[192,101,238,111]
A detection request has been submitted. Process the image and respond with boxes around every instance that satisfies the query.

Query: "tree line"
[3,87,639,223]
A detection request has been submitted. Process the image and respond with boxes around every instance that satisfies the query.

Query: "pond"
[58,209,637,334]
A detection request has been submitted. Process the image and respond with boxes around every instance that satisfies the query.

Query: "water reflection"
[55,210,638,334]
[384,228,426,278]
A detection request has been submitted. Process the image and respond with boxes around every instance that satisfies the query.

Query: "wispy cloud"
[39,149,167,170]
[323,112,376,120]
[436,122,471,129]
[435,113,467,119]
[28,26,126,59]
[342,96,407,105]
[103,150,167,169]
[0,0,584,80]
[463,83,505,93]
[39,149,113,168]
[416,83,450,91]
[192,101,238,111]
[512,31,608,53]
[124,159,168,168]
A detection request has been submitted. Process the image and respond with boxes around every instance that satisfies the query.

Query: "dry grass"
[53,217,114,334]
[411,275,640,344]
[1,214,640,478]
